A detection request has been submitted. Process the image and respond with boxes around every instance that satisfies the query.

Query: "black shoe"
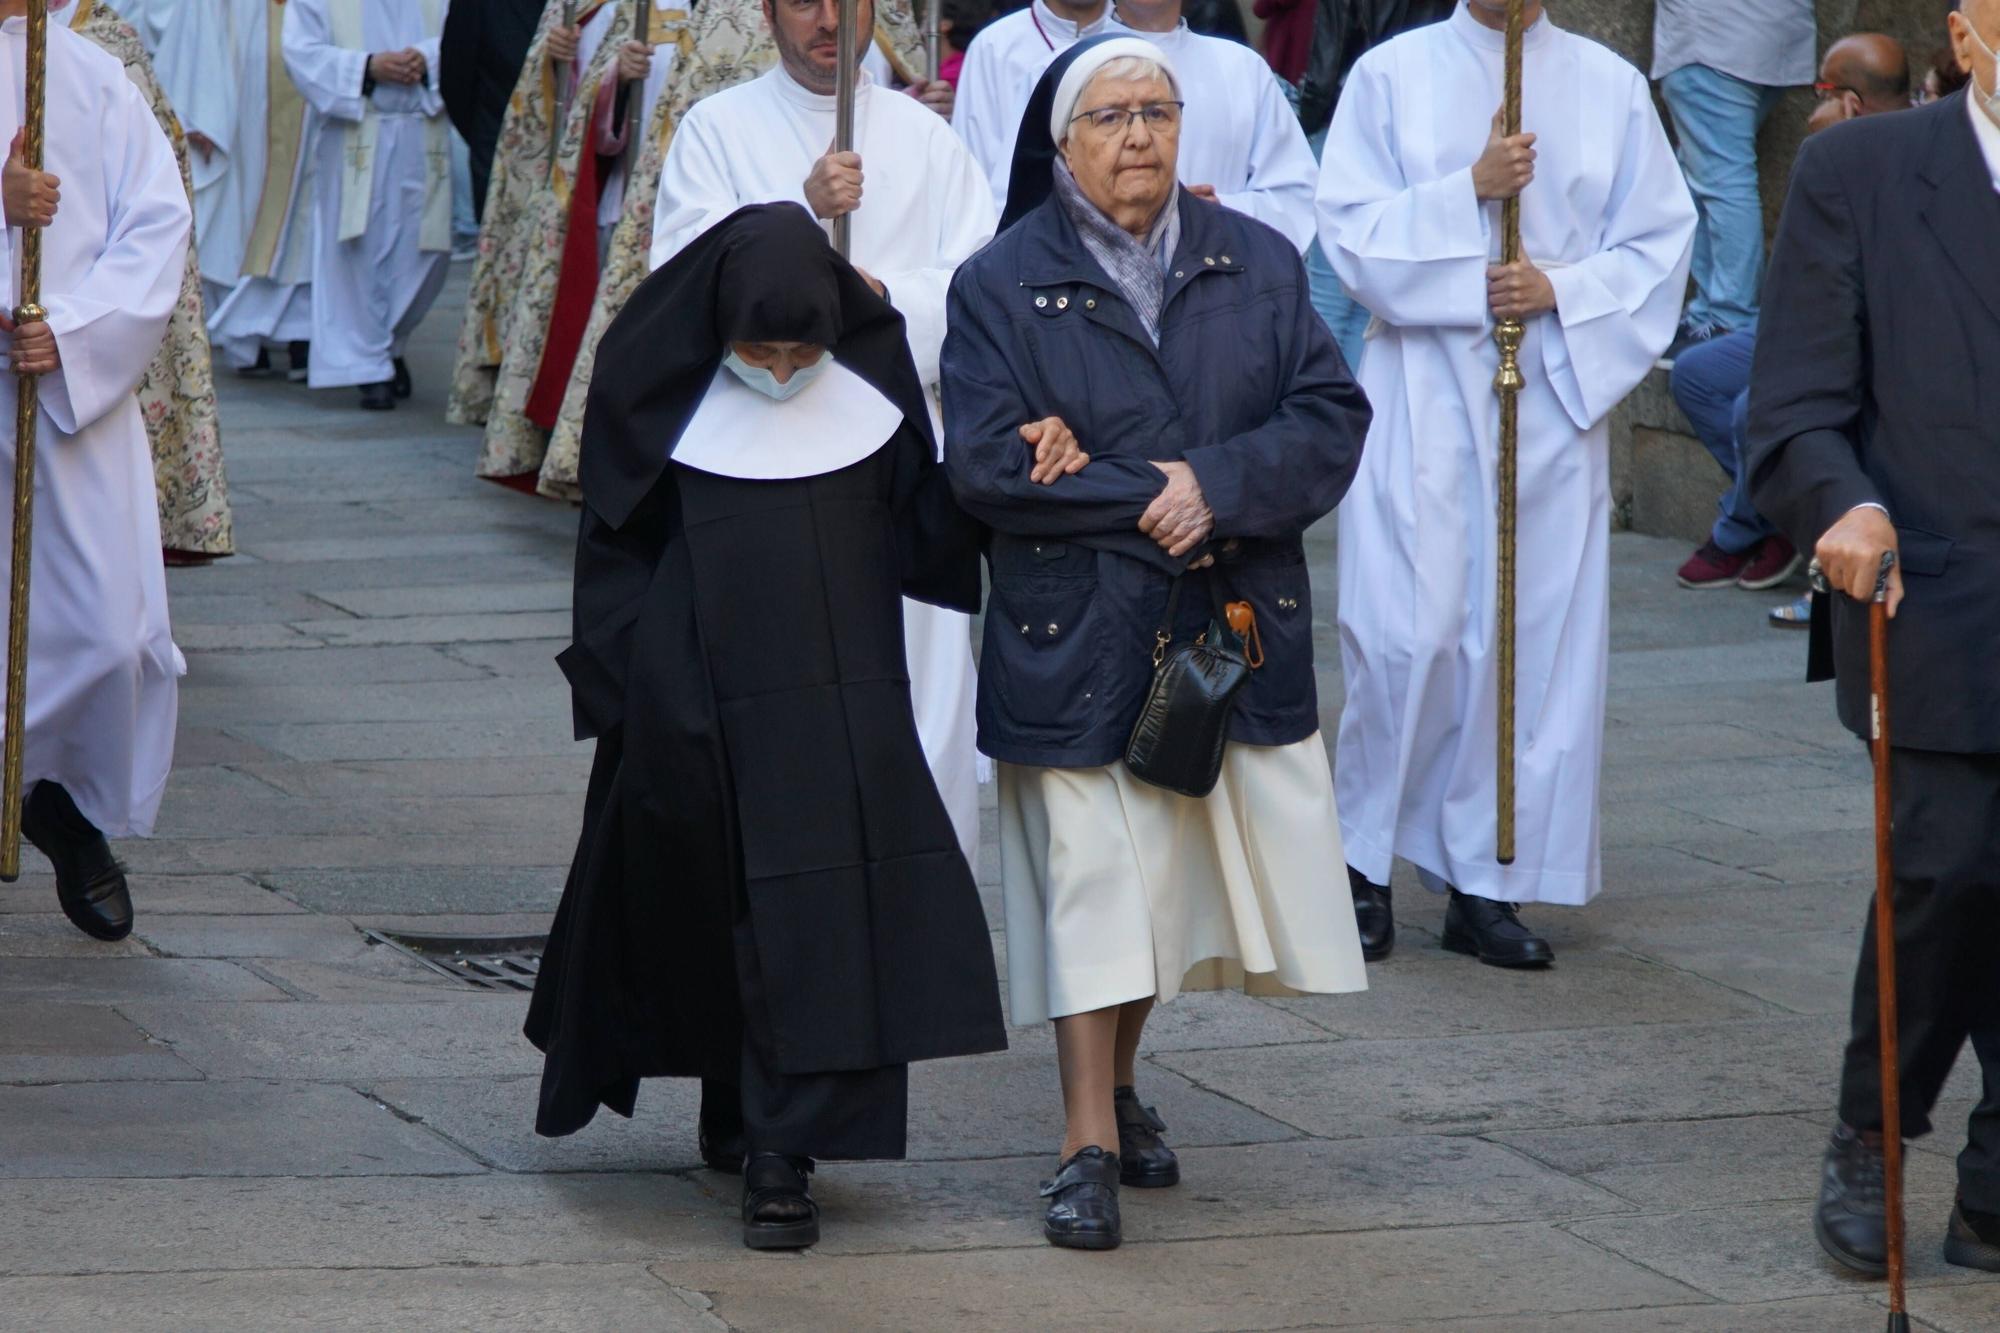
[392,357,412,399]
[1041,1146,1121,1250]
[20,781,131,942]
[1944,1197,2000,1272]
[1348,865,1394,962]
[698,1079,745,1175]
[1441,888,1553,968]
[358,381,395,411]
[741,1152,818,1250]
[235,347,272,377]
[286,340,309,383]
[1814,1123,1889,1276]
[1113,1086,1179,1188]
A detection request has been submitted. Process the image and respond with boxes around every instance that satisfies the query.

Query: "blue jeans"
[1668,322,1771,553]
[1307,128,1371,372]
[1660,64,1783,332]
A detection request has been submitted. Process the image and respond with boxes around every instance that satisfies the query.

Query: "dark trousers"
[1838,747,2000,1213]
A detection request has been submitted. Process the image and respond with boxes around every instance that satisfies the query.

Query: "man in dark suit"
[1747,0,2000,1278]
[441,0,548,220]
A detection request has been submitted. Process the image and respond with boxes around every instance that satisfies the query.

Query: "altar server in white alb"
[952,0,1109,208]
[1102,0,1317,249]
[0,9,192,942]
[1317,0,1694,965]
[651,0,997,864]
[283,0,451,410]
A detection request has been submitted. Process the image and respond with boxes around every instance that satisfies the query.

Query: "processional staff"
[923,0,941,83]
[832,0,858,257]
[0,0,48,881]
[1492,0,1524,866]
[550,0,578,171]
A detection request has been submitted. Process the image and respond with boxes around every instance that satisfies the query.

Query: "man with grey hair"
[1749,0,2000,1277]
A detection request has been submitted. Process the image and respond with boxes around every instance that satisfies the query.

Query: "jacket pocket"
[1895,526,1953,577]
[986,571,1103,738]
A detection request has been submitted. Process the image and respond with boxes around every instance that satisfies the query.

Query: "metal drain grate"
[363,930,548,993]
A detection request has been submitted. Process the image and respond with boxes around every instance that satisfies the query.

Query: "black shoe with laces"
[1441,888,1552,968]
[1815,1123,1889,1275]
[1348,865,1394,961]
[21,781,132,942]
[741,1152,818,1250]
[1944,1196,2000,1272]
[1114,1086,1179,1188]
[1042,1146,1122,1250]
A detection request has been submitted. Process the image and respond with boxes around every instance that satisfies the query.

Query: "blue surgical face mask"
[723,348,829,401]
[1968,23,2000,124]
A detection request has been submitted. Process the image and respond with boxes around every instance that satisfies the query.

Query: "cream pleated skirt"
[997,733,1369,1026]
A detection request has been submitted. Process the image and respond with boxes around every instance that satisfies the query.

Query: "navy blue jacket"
[941,190,1371,768]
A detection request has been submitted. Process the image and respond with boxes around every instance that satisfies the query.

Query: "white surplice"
[282,0,450,389]
[576,3,679,238]
[144,0,236,246]
[0,20,190,837]
[651,65,998,865]
[953,0,1109,209]
[1316,7,1694,906]
[1107,16,1318,251]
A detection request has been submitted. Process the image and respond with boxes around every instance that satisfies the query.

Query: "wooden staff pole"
[832,0,857,257]
[1867,551,1909,1333]
[1,0,49,882]
[1493,0,1524,865]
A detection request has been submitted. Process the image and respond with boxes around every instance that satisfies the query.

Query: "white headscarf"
[1047,36,1181,144]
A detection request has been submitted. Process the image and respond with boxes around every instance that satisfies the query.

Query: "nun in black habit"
[525,204,1016,1250]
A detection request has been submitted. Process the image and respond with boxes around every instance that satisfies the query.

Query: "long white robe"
[1316,8,1693,906]
[143,0,235,230]
[952,0,1109,209]
[651,64,997,865]
[207,0,318,370]
[282,0,450,389]
[0,20,189,838]
[1107,17,1318,251]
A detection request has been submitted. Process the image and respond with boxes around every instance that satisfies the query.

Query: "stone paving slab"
[225,716,577,762]
[119,999,543,1081]
[665,1223,1705,1331]
[263,866,566,915]
[131,914,378,962]
[288,610,570,647]
[0,914,153,958]
[0,874,304,917]
[1337,1293,1917,1332]
[233,755,589,800]
[1903,1282,2000,1333]
[0,1264,726,1332]
[0,1081,482,1177]
[308,579,572,618]
[1620,928,1864,1015]
[177,678,568,726]
[118,830,566,875]
[0,1004,202,1084]
[178,643,489,687]
[0,957,288,1004]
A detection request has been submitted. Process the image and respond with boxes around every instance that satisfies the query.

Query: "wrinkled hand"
[368,48,427,85]
[852,264,887,299]
[907,77,954,121]
[0,311,59,375]
[1816,505,1903,616]
[1187,183,1218,201]
[1139,460,1214,559]
[1472,108,1536,202]
[187,130,217,163]
[805,144,863,220]
[2,130,58,229]
[617,39,653,82]
[1019,416,1089,485]
[1487,260,1556,321]
[545,24,582,64]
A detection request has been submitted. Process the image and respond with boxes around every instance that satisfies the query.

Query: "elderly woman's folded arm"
[1181,274,1372,539]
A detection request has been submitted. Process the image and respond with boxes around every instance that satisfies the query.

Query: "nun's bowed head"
[1000,34,1183,230]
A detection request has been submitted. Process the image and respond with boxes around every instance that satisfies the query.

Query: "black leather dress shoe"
[1815,1123,1889,1276]
[698,1080,745,1175]
[1944,1198,2000,1272]
[1348,865,1394,962]
[1441,888,1553,968]
[358,381,395,411]
[392,357,412,399]
[1114,1086,1179,1188]
[741,1152,818,1250]
[21,781,131,942]
[1041,1146,1121,1250]
[235,347,271,377]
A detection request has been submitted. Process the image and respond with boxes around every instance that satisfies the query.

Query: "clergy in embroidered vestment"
[1098,0,1318,249]
[69,0,234,563]
[0,10,191,941]
[207,0,318,379]
[1316,0,1694,964]
[649,0,995,864]
[283,0,451,409]
[952,0,1109,208]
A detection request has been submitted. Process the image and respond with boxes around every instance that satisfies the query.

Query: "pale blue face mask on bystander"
[1966,22,2000,124]
[722,348,830,402]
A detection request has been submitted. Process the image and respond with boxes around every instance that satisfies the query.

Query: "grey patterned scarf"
[1052,156,1181,344]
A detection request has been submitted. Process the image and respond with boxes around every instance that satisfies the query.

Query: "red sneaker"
[1677,540,1752,589]
[1737,535,1802,590]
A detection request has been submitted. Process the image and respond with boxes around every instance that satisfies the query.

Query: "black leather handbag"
[1123,574,1253,799]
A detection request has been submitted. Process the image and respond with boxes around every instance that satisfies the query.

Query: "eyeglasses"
[1068,101,1185,136]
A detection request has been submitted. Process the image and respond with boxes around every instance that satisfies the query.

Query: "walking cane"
[1865,549,1909,1333]
[0,0,49,883]
[1492,0,1525,865]
[832,0,858,259]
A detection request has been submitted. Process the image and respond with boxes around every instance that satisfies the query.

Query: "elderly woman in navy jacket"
[941,35,1374,1252]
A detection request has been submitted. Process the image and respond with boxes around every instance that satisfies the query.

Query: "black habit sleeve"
[890,425,984,614]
